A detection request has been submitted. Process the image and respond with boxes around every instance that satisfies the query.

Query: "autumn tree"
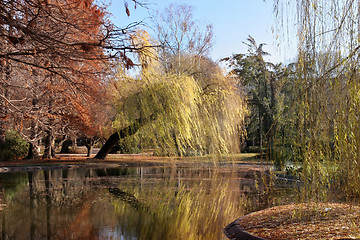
[0,0,146,159]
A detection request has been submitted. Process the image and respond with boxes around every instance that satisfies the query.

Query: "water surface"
[0,159,297,239]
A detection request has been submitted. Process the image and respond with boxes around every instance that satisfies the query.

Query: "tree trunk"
[94,132,119,159]
[85,137,98,157]
[0,95,5,148]
[224,219,265,240]
[51,144,55,158]
[0,107,7,150]
[0,126,5,150]
[43,98,55,159]
[26,143,39,159]
[43,129,54,159]
[86,143,93,157]
[172,131,181,156]
[60,139,72,153]
[94,116,152,159]
[72,137,77,152]
[26,119,40,159]
[0,62,10,150]
[259,107,262,154]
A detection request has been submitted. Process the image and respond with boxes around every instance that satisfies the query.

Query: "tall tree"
[0,0,144,158]
[274,0,360,199]
[109,69,246,157]
[98,28,247,158]
[152,3,213,75]
[224,36,282,153]
[94,24,247,159]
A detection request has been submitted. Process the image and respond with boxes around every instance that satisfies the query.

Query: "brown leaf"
[125,2,130,17]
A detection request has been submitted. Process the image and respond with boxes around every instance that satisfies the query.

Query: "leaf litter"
[238,203,360,240]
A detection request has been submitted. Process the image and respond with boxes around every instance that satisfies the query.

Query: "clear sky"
[107,0,294,64]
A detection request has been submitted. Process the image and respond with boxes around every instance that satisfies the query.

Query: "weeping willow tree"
[107,29,247,157]
[113,69,246,156]
[274,0,360,200]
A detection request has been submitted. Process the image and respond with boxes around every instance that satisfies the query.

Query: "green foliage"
[224,36,295,169]
[110,13,246,157]
[0,130,28,161]
[112,138,141,154]
[274,0,360,200]
[272,144,294,171]
[113,69,246,156]
[332,77,360,198]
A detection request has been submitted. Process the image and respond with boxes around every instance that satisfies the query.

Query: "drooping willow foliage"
[111,28,246,157]
[112,69,247,156]
[274,0,360,200]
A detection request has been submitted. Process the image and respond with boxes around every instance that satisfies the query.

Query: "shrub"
[0,130,28,161]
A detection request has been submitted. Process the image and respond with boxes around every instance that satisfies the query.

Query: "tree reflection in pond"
[0,163,296,239]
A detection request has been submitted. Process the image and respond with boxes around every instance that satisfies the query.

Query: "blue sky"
[107,0,294,63]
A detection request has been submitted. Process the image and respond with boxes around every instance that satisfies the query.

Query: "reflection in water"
[0,163,297,239]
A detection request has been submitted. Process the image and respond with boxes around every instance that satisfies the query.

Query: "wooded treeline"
[2,0,360,199]
[0,1,247,160]
[0,0,144,159]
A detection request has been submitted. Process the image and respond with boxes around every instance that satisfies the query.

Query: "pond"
[0,158,299,240]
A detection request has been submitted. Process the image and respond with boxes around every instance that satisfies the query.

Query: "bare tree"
[152,4,213,75]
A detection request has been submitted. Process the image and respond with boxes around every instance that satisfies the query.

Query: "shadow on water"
[0,161,299,239]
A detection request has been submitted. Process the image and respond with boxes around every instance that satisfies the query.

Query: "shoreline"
[0,153,270,172]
